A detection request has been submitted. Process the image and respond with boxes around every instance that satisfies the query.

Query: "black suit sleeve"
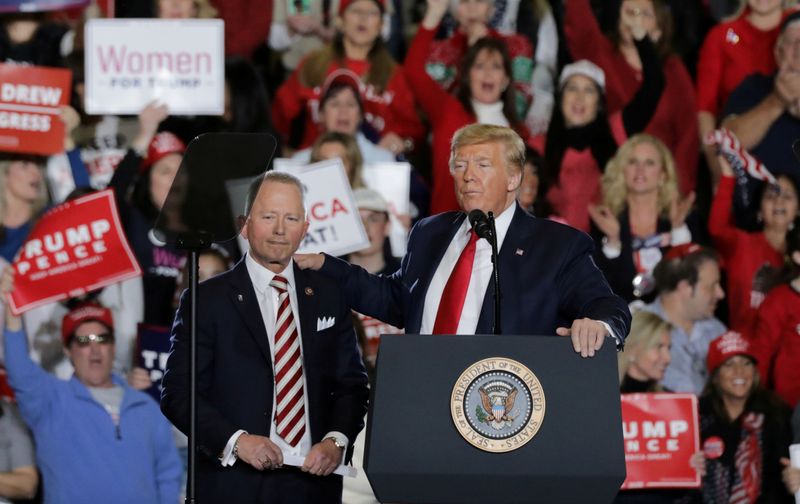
[160,288,240,457]
[621,36,665,136]
[325,306,370,464]
[556,232,632,345]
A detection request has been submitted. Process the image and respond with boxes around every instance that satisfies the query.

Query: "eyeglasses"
[72,333,113,346]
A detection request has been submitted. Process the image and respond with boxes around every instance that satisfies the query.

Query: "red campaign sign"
[6,190,141,315]
[620,393,701,490]
[0,63,72,155]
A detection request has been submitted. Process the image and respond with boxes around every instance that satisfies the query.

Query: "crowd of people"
[2,0,800,502]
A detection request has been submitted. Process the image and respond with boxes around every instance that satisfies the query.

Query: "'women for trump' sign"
[84,19,224,115]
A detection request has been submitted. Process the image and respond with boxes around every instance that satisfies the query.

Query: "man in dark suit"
[161,171,369,504]
[297,124,631,354]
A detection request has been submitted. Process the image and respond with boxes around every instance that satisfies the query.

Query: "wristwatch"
[325,436,345,450]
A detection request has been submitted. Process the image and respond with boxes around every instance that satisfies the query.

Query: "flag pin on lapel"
[305,287,314,296]
[515,248,524,256]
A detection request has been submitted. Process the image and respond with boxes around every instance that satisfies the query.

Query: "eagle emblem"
[478,381,519,430]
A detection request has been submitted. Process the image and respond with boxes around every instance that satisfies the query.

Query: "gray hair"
[243,170,306,217]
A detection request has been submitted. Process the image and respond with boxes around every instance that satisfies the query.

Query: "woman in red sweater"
[710,154,800,337]
[752,225,800,409]
[407,0,530,214]
[564,0,699,196]
[272,0,424,154]
[697,0,787,185]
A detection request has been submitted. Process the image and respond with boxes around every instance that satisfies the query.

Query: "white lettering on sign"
[1,84,62,106]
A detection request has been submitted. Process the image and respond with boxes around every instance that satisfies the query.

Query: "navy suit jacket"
[161,258,369,504]
[321,204,631,340]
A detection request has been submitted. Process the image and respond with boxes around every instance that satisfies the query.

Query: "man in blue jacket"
[0,277,181,504]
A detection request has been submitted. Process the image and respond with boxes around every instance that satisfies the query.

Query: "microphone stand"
[487,212,501,335]
[175,231,213,504]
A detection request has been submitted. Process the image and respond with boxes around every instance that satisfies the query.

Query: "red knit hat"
[141,132,185,172]
[706,331,756,374]
[61,303,114,345]
[339,0,385,15]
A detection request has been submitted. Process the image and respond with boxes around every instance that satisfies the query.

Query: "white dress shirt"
[419,204,619,342]
[220,254,347,466]
[420,203,516,334]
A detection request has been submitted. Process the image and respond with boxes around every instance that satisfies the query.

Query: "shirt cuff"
[670,224,691,246]
[220,429,248,467]
[599,321,621,348]
[323,431,349,463]
[601,237,622,259]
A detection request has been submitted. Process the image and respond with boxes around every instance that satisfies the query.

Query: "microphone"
[468,209,493,240]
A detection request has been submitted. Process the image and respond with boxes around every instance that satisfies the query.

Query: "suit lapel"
[408,213,466,333]
[228,260,272,365]
[476,205,535,334]
[292,264,320,362]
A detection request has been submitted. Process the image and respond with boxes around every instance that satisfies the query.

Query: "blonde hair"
[601,134,678,217]
[310,131,365,188]
[194,0,218,18]
[0,158,48,229]
[449,124,526,174]
[617,311,673,384]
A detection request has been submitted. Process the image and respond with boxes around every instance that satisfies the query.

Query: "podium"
[364,335,625,504]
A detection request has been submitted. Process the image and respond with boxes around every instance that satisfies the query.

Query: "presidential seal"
[450,357,545,453]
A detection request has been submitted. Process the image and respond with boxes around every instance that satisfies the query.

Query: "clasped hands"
[235,433,343,476]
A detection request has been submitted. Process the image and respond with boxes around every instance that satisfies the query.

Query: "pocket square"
[317,316,335,331]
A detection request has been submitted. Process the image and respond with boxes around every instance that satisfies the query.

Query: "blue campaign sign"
[136,324,172,402]
[0,0,89,13]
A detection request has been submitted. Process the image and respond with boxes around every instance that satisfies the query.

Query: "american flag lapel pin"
[515,248,524,256]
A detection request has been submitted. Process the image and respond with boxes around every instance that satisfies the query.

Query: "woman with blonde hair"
[589,134,696,302]
[616,310,708,502]
[618,310,672,390]
[0,155,49,263]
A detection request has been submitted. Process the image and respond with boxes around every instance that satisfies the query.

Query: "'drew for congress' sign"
[84,19,224,115]
[0,64,71,155]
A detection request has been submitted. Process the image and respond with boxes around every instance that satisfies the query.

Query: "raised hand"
[422,0,450,29]
[669,191,695,229]
[587,204,621,246]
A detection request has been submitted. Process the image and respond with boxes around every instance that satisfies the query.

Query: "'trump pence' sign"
[275,159,369,257]
[620,393,701,490]
[85,19,224,115]
[7,190,142,315]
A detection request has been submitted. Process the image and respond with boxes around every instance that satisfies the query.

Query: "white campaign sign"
[84,19,224,115]
[362,162,411,257]
[276,159,369,256]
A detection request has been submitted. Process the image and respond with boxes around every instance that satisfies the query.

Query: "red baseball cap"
[61,303,114,346]
[339,0,385,16]
[141,132,185,172]
[664,243,702,261]
[706,331,756,373]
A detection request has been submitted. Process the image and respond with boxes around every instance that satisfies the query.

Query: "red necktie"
[433,230,479,334]
[270,275,306,447]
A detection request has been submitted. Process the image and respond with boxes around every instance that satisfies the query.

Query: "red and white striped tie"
[270,275,306,447]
